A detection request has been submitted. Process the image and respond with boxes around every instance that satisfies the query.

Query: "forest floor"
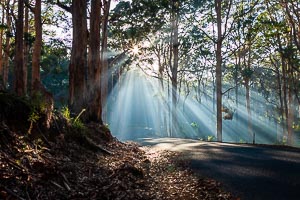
[0,123,237,200]
[0,125,235,200]
[0,92,235,200]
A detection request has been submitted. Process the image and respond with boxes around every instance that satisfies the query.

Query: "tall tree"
[87,0,102,123]
[23,3,29,92]
[0,4,4,89]
[32,0,42,88]
[14,0,26,96]
[215,0,222,141]
[2,0,12,89]
[69,0,87,114]
[170,0,180,136]
[100,0,111,123]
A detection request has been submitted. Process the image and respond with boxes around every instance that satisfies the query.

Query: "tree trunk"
[87,0,102,123]
[274,58,284,142]
[215,0,222,142]
[0,6,4,89]
[69,0,87,114]
[32,0,42,90]
[170,0,179,137]
[100,0,111,123]
[23,5,28,93]
[287,62,295,146]
[245,78,252,142]
[3,0,12,89]
[14,0,26,96]
[287,82,294,146]
[246,41,253,143]
[281,55,288,138]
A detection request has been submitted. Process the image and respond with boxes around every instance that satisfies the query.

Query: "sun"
[131,45,139,55]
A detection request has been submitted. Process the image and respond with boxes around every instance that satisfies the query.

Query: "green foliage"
[24,32,35,46]
[27,91,52,134]
[41,40,69,107]
[293,121,300,132]
[28,111,41,124]
[104,123,110,129]
[274,139,287,146]
[241,68,254,79]
[72,116,85,131]
[31,91,48,113]
[27,110,41,134]
[0,24,8,30]
[61,106,71,123]
[207,135,215,142]
[166,164,176,172]
[61,106,86,134]
[239,139,246,144]
[191,122,198,128]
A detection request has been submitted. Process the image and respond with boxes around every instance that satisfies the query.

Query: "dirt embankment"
[0,92,234,200]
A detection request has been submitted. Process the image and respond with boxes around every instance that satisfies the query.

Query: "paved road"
[138,138,300,200]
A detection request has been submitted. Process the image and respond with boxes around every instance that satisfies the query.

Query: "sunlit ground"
[106,68,298,146]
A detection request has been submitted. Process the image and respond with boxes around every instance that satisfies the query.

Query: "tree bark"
[246,41,253,143]
[32,0,42,90]
[100,0,111,123]
[272,56,284,142]
[287,76,294,146]
[14,0,26,96]
[245,78,252,142]
[69,0,87,114]
[3,0,12,89]
[0,6,4,89]
[215,0,222,142]
[170,0,179,137]
[87,0,102,123]
[23,5,28,93]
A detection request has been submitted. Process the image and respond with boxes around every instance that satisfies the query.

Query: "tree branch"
[56,0,71,13]
[24,0,34,13]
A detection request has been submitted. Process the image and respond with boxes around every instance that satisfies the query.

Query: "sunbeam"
[106,66,292,146]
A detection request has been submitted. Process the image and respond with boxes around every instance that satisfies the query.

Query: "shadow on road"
[138,138,300,200]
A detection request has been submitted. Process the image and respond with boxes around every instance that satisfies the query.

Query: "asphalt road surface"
[139,138,300,200]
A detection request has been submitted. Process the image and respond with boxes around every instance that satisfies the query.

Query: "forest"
[0,0,299,145]
[0,0,300,199]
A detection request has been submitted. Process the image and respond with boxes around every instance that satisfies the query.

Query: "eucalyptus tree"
[32,0,42,89]
[0,3,4,89]
[269,1,298,146]
[100,0,111,122]
[1,0,13,89]
[253,0,300,145]
[67,0,88,115]
[14,0,26,96]
[86,0,112,123]
[194,0,237,141]
[53,0,112,123]
[233,0,261,142]
[87,0,102,122]
[280,0,300,53]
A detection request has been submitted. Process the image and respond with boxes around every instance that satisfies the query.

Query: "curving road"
[138,138,300,200]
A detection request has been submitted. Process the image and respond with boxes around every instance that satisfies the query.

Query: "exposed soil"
[0,92,235,200]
